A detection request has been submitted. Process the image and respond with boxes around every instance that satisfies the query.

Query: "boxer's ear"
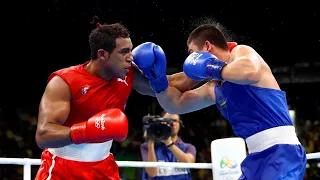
[204,40,214,53]
[97,49,109,60]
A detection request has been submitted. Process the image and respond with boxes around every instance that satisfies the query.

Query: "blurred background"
[2,1,320,179]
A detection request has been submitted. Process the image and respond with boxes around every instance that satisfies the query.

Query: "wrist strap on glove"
[206,60,227,80]
[149,73,168,93]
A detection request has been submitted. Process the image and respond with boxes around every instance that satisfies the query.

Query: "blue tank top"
[142,143,192,180]
[214,81,293,139]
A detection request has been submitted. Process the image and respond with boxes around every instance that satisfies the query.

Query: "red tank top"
[48,62,134,127]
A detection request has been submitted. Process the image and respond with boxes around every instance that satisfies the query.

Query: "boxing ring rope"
[0,152,319,180]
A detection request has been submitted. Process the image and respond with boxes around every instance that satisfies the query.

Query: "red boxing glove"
[227,42,238,52]
[70,108,128,144]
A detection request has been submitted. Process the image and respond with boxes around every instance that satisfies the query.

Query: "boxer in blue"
[132,24,307,180]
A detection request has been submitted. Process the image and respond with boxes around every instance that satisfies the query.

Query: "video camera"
[142,115,174,141]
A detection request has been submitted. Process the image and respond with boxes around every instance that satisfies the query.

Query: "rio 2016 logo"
[220,156,237,169]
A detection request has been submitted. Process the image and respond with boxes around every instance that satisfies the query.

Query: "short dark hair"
[89,16,130,59]
[161,110,181,120]
[187,24,229,51]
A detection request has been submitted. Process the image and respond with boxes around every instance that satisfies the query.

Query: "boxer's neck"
[214,49,231,63]
[85,60,113,81]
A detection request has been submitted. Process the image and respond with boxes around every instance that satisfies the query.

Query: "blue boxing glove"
[132,42,168,93]
[183,52,227,81]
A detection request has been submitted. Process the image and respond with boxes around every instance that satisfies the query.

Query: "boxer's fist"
[183,52,227,81]
[132,42,166,80]
[70,108,128,144]
[132,42,168,93]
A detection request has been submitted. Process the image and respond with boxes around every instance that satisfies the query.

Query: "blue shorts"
[239,144,306,180]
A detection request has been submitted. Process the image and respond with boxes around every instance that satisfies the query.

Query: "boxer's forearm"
[168,72,199,92]
[35,123,72,149]
[133,65,199,97]
[156,82,215,114]
[156,86,186,114]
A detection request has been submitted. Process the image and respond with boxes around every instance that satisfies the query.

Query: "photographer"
[140,111,196,180]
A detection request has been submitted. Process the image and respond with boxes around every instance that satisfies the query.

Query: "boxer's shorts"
[35,149,120,180]
[239,144,306,180]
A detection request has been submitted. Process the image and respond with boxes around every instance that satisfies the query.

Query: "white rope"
[118,161,213,169]
[0,158,212,169]
[0,158,40,165]
[306,152,320,160]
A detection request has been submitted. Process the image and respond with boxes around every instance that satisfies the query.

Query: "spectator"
[140,111,196,180]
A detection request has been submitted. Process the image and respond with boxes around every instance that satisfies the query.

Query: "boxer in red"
[34,16,197,180]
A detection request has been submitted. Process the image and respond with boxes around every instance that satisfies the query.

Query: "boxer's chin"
[119,73,126,79]
[121,69,129,77]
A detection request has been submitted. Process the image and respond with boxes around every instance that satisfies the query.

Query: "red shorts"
[35,149,120,180]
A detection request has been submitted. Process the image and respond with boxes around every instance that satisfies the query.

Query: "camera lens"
[146,117,173,141]
[154,128,163,139]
